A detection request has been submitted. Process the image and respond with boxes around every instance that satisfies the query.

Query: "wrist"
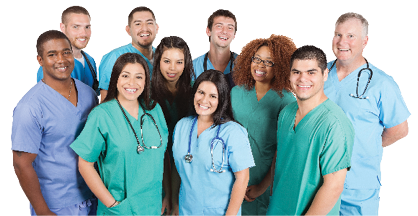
[108,200,120,208]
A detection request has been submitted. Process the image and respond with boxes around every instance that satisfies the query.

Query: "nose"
[169,61,175,71]
[56,52,65,62]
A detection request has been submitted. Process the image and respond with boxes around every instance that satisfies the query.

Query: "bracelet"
[108,200,119,208]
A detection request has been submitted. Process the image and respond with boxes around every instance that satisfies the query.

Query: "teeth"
[140,33,150,37]
[339,48,349,51]
[219,36,227,40]
[298,85,311,88]
[125,88,137,93]
[168,73,176,77]
[199,104,209,109]
[255,70,266,75]
[78,38,86,41]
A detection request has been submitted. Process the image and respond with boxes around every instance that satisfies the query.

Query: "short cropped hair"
[207,9,237,42]
[36,30,72,57]
[336,12,368,37]
[61,6,90,24]
[128,6,156,26]
[290,45,327,74]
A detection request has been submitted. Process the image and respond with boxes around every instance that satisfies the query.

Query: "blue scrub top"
[324,61,410,190]
[37,51,100,95]
[11,79,98,208]
[173,116,255,216]
[192,52,238,79]
[98,43,155,91]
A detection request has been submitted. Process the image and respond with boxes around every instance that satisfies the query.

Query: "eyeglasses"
[251,56,274,67]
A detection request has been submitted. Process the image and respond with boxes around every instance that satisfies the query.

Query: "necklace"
[42,79,72,100]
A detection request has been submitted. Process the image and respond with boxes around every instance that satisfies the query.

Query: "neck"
[43,76,72,92]
[72,46,82,59]
[336,56,366,78]
[132,42,153,60]
[296,93,328,118]
[255,81,271,100]
[118,96,139,113]
[166,81,178,96]
[208,45,231,70]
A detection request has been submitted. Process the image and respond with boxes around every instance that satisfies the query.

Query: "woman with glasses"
[70,53,168,215]
[231,34,297,215]
[172,70,255,215]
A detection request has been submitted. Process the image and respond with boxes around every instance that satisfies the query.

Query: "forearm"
[382,120,408,147]
[13,151,54,215]
[78,157,115,207]
[226,168,249,216]
[100,90,108,103]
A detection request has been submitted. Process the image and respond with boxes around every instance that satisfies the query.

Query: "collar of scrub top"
[329,57,373,99]
[116,98,163,154]
[203,51,235,72]
[185,116,227,173]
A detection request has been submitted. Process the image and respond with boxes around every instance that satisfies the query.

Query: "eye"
[137,75,143,79]
[177,61,183,65]
[211,95,218,99]
[121,74,129,78]
[73,25,78,29]
[86,26,91,29]
[64,51,72,55]
[163,60,170,64]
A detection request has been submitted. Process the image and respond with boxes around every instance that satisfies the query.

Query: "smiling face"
[332,18,368,64]
[206,16,236,48]
[61,13,91,50]
[251,45,275,84]
[37,38,74,81]
[159,48,185,83]
[290,59,328,102]
[194,81,219,119]
[117,63,146,104]
[126,11,159,50]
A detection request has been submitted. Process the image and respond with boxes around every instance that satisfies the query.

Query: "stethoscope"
[329,58,373,99]
[203,51,236,89]
[116,98,163,154]
[184,116,227,173]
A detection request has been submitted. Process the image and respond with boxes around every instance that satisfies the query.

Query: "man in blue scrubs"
[99,6,158,101]
[192,9,238,88]
[12,30,98,215]
[324,12,410,215]
[36,6,99,96]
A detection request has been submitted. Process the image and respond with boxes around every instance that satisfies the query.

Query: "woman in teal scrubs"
[71,53,168,215]
[231,34,297,215]
[172,70,255,215]
[151,36,195,212]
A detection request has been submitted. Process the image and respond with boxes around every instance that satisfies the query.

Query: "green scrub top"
[71,99,168,215]
[230,85,295,215]
[267,100,354,215]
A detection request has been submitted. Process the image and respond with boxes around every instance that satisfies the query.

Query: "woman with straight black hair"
[71,53,168,215]
[171,70,255,215]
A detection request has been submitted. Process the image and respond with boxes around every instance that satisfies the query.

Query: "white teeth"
[219,36,227,40]
[168,73,175,76]
[339,48,349,51]
[78,38,86,41]
[125,88,137,93]
[255,70,266,75]
[298,85,311,88]
[199,104,209,109]
[140,34,150,37]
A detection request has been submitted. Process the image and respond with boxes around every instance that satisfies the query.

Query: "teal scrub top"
[71,99,168,215]
[173,116,255,215]
[230,85,295,215]
[267,100,354,216]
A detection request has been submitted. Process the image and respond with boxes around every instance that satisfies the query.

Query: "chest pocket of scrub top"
[206,139,229,172]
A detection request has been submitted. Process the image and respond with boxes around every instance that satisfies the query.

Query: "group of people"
[11,5,410,216]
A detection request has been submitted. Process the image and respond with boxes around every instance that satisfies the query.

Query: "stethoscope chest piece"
[137,145,144,154]
[184,153,193,163]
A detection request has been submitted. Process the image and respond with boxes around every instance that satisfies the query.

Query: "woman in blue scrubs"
[71,53,169,215]
[172,70,255,215]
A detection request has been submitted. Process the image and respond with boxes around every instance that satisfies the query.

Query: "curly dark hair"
[233,34,296,96]
[151,36,195,125]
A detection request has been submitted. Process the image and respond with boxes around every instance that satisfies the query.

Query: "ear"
[206,27,211,37]
[362,35,369,49]
[37,55,43,67]
[323,68,329,82]
[126,25,131,36]
[155,23,159,34]
[60,23,65,32]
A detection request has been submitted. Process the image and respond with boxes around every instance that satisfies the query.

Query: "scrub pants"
[30,198,97,216]
[340,189,380,216]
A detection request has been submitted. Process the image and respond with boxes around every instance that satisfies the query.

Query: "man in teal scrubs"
[267,45,354,215]
[99,6,158,101]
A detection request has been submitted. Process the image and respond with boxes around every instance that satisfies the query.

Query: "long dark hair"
[151,36,195,124]
[191,69,234,127]
[102,53,154,110]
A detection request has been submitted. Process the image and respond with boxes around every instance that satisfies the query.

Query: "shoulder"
[321,100,354,132]
[368,63,398,86]
[15,82,45,111]
[102,44,134,60]
[230,85,247,96]
[221,121,247,136]
[192,53,206,65]
[75,79,96,95]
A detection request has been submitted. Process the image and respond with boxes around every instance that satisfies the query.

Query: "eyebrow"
[46,48,71,54]
[254,54,272,59]
[134,19,155,23]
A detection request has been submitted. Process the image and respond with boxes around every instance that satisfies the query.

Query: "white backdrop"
[1,0,416,215]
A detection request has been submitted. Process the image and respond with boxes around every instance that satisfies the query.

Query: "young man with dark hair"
[99,6,158,101]
[267,45,354,216]
[36,6,99,95]
[12,30,98,216]
[193,9,237,88]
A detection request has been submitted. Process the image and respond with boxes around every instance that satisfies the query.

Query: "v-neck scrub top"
[11,79,98,208]
[267,100,354,215]
[324,61,410,190]
[70,99,168,215]
[231,85,295,215]
[173,116,255,216]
